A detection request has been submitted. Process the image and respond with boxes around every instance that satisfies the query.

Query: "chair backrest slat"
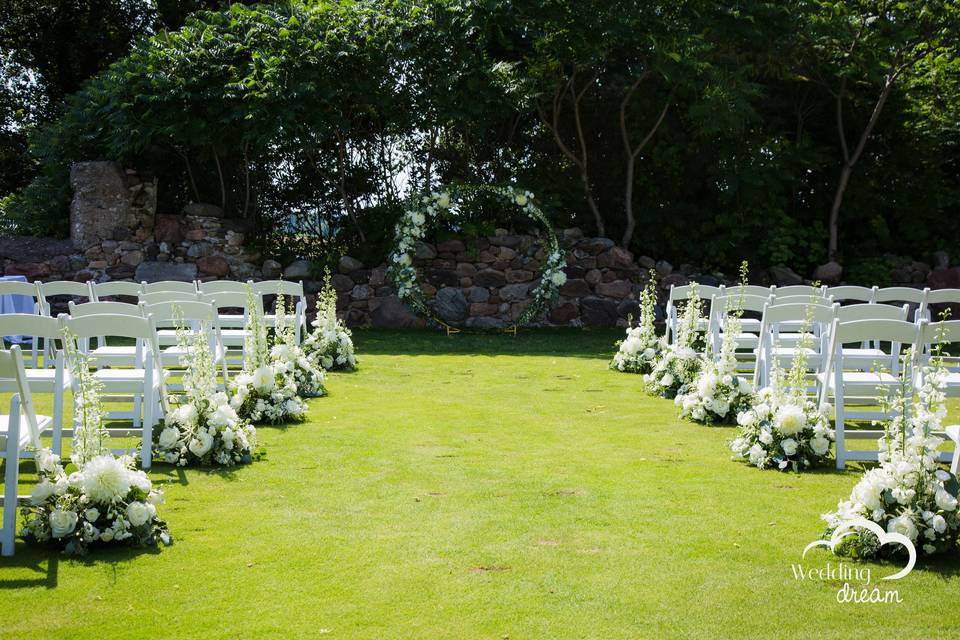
[773,285,827,297]
[0,314,61,340]
[68,301,142,317]
[140,280,199,294]
[197,280,253,294]
[0,345,43,447]
[770,295,834,307]
[828,285,877,303]
[139,290,200,306]
[836,303,908,323]
[875,286,928,304]
[90,281,142,300]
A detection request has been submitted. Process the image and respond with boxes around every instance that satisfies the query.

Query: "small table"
[0,274,35,343]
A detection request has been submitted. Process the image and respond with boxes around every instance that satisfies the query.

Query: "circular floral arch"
[388,185,567,331]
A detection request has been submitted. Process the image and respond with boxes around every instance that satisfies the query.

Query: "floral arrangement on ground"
[229,287,310,423]
[303,269,358,371]
[611,270,660,374]
[155,316,257,467]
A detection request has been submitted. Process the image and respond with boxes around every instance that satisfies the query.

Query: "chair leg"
[2,448,19,556]
[132,395,142,429]
[142,392,153,470]
[52,386,64,459]
[835,389,846,470]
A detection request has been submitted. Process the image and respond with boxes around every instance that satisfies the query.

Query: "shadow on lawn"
[354,328,621,359]
[0,539,166,590]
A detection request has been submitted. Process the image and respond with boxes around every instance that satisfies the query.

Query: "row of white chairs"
[665,283,960,343]
[0,296,255,470]
[0,279,309,366]
[703,291,960,468]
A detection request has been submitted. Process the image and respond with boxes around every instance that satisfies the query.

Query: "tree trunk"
[828,163,853,260]
[211,146,227,211]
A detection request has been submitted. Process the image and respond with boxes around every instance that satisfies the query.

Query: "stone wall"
[4,160,960,327]
[59,161,262,283]
[307,229,711,329]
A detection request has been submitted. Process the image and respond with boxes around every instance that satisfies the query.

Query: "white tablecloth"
[0,274,35,343]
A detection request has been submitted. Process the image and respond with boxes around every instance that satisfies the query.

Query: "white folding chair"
[197,280,254,328]
[37,280,91,316]
[0,345,52,556]
[255,280,308,343]
[140,300,230,386]
[90,280,142,301]
[664,284,722,344]
[753,302,838,391]
[68,301,144,368]
[141,280,198,295]
[828,285,877,304]
[0,315,69,457]
[818,318,921,469]
[875,287,928,321]
[707,293,771,366]
[835,303,909,370]
[198,291,261,366]
[0,280,43,367]
[60,314,170,468]
[947,425,960,476]
[916,320,960,396]
[920,289,960,322]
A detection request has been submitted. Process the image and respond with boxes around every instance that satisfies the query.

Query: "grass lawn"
[1,329,959,639]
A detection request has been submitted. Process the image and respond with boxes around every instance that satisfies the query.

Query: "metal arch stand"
[437,319,518,337]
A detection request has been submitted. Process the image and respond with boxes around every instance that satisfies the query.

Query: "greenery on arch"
[388,185,566,330]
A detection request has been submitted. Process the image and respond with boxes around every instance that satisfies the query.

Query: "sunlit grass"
[0,329,957,639]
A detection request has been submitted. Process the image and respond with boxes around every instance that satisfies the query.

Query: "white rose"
[758,429,773,445]
[158,427,179,450]
[748,443,766,466]
[932,514,947,534]
[661,373,674,388]
[737,410,757,428]
[936,488,958,512]
[84,507,100,522]
[188,432,215,458]
[35,448,60,475]
[172,403,197,426]
[887,515,919,542]
[251,366,276,393]
[781,438,798,456]
[810,435,830,456]
[48,508,78,538]
[126,501,151,527]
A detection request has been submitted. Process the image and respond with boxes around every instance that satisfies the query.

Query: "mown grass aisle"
[2,329,959,639]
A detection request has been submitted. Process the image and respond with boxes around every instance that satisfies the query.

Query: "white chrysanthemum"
[80,455,132,504]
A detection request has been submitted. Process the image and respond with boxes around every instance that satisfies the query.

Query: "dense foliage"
[1,0,958,274]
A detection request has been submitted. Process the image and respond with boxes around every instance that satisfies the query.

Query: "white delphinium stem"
[61,328,109,465]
